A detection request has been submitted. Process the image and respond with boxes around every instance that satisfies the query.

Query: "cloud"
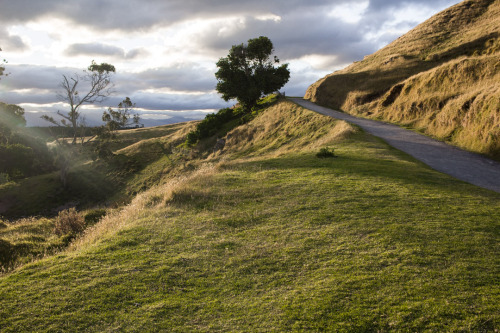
[366,0,459,12]
[0,0,361,31]
[0,28,28,52]
[196,12,378,67]
[119,65,217,93]
[1,64,230,115]
[65,43,147,59]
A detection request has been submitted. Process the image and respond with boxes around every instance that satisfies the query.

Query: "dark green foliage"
[215,36,290,110]
[316,147,336,158]
[0,102,55,179]
[84,209,107,226]
[101,97,141,136]
[0,144,34,178]
[186,94,282,146]
[0,239,13,269]
[186,107,239,145]
[0,102,25,130]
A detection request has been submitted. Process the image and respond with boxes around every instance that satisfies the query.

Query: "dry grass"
[70,163,218,252]
[221,100,357,158]
[305,0,500,158]
[71,100,355,251]
[53,208,85,236]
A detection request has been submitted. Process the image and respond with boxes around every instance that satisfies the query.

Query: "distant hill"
[305,0,500,159]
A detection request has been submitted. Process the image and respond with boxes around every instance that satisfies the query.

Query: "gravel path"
[291,98,500,194]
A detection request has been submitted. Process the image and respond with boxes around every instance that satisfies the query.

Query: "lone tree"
[215,36,290,110]
[102,97,141,135]
[42,61,115,144]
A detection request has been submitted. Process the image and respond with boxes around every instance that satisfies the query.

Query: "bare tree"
[42,61,116,144]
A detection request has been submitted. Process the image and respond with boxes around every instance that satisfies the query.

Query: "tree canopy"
[215,36,290,110]
[102,97,141,134]
[42,60,116,144]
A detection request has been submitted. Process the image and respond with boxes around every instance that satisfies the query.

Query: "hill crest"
[305,0,500,158]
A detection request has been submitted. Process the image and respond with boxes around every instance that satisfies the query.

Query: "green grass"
[0,122,197,219]
[1,120,498,331]
[0,217,69,272]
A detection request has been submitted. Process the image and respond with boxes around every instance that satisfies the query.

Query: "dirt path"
[291,98,500,194]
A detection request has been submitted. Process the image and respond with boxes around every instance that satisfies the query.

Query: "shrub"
[316,147,336,158]
[53,208,85,236]
[84,209,107,226]
[0,239,14,269]
[0,172,9,185]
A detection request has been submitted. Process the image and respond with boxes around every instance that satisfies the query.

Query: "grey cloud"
[125,48,149,59]
[0,0,359,31]
[198,12,377,67]
[0,0,459,33]
[0,28,28,52]
[65,43,147,60]
[66,43,125,57]
[196,0,460,65]
[6,65,69,91]
[0,0,460,65]
[112,65,218,99]
[366,0,460,12]
[1,63,228,115]
[127,92,231,111]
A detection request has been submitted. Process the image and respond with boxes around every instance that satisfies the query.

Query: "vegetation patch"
[316,147,336,158]
[0,102,498,331]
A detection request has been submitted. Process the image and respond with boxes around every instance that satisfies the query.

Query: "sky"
[0,0,461,127]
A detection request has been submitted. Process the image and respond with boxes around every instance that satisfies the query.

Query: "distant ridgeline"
[305,0,500,159]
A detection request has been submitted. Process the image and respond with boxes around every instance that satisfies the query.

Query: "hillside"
[1,99,499,331]
[305,0,500,159]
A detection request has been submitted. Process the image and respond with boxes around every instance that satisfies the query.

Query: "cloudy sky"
[0,0,461,127]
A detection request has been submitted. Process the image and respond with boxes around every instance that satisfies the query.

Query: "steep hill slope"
[1,100,499,331]
[305,0,500,158]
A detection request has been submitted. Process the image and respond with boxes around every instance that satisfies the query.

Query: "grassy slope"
[0,122,197,218]
[305,0,500,159]
[0,100,499,331]
[0,122,197,271]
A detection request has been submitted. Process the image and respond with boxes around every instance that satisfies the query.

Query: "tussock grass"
[1,217,67,272]
[223,100,357,158]
[305,0,500,158]
[0,102,499,331]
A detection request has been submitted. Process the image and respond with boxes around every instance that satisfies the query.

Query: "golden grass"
[70,101,356,251]
[305,0,500,158]
[222,100,357,158]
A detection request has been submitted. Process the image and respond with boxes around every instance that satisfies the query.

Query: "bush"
[84,209,107,226]
[0,239,14,269]
[53,208,85,236]
[316,147,336,158]
[0,173,9,185]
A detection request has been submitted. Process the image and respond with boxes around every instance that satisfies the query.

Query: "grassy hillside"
[1,100,499,331]
[0,122,197,219]
[305,0,500,159]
